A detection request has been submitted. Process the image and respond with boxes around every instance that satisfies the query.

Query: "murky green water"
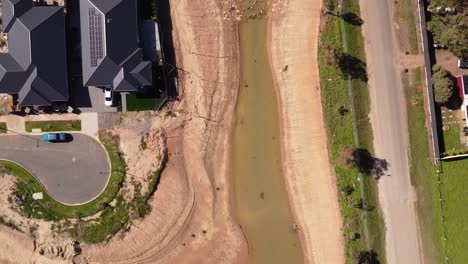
[231,16,304,264]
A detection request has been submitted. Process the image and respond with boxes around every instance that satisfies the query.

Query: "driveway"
[0,134,110,205]
[70,81,118,113]
[360,0,423,263]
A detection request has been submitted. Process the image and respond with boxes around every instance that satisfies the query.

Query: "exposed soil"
[436,50,468,77]
[268,0,345,263]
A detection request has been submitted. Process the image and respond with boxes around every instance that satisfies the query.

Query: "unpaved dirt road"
[360,0,423,263]
[268,0,345,262]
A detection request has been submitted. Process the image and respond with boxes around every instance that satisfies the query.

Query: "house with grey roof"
[0,0,69,106]
[80,0,152,92]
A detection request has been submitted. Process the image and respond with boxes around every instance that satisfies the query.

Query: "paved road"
[0,134,110,205]
[361,0,423,263]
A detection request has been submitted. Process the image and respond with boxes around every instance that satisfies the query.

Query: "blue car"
[42,133,66,142]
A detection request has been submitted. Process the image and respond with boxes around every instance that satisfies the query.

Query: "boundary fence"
[417,0,441,164]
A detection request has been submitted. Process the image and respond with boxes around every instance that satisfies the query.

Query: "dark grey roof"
[2,0,32,33]
[87,0,122,14]
[80,0,152,91]
[131,61,152,86]
[0,54,28,93]
[0,1,69,106]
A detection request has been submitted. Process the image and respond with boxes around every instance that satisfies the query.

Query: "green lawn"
[126,93,167,111]
[439,159,468,263]
[0,122,6,133]
[405,68,440,264]
[319,0,385,261]
[442,123,464,152]
[0,132,125,220]
[25,120,81,132]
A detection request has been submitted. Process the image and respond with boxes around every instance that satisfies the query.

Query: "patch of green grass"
[442,123,464,151]
[126,94,161,111]
[70,146,168,243]
[25,120,81,132]
[319,0,385,262]
[0,122,6,133]
[405,68,440,264]
[439,159,468,263]
[70,195,129,244]
[0,132,125,220]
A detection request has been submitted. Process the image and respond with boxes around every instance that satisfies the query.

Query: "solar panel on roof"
[88,7,104,67]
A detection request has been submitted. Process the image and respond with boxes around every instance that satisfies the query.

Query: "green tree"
[432,65,455,104]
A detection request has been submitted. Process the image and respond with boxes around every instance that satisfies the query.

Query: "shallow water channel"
[231,16,304,264]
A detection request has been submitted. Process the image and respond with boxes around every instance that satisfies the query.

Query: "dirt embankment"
[268,0,345,263]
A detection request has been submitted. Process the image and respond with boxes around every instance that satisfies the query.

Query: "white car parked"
[104,86,113,107]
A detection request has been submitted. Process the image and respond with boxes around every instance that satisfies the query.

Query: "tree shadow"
[444,92,463,110]
[339,54,368,82]
[356,250,381,264]
[443,75,462,110]
[353,148,389,179]
[341,12,364,26]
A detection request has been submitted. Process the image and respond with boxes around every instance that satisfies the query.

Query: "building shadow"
[435,104,446,153]
[65,0,92,109]
[156,0,179,98]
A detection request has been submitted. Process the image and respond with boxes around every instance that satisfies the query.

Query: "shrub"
[432,65,455,104]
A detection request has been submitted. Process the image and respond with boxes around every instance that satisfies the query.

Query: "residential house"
[0,0,69,106]
[79,0,152,92]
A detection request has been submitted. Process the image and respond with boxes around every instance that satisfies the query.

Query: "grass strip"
[25,120,81,132]
[319,0,385,261]
[395,0,419,54]
[405,68,440,264]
